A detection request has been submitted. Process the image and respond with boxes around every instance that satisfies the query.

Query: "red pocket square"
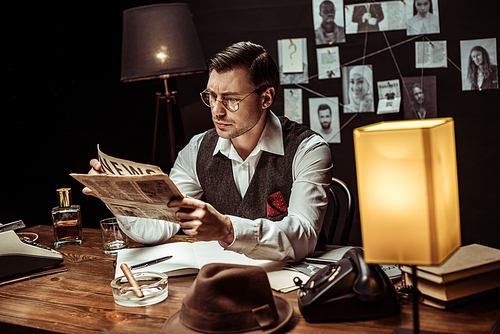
[266,191,288,217]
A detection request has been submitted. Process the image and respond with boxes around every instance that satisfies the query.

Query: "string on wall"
[276,0,498,144]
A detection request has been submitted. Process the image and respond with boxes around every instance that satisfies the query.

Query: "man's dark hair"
[207,41,279,93]
[412,82,424,102]
[320,0,335,12]
[317,103,332,115]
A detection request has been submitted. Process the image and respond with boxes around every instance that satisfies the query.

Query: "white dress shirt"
[116,111,332,262]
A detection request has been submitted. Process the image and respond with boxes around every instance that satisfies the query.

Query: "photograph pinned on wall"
[277,38,309,85]
[405,0,440,36]
[377,79,401,114]
[284,88,303,124]
[316,46,341,79]
[460,38,498,91]
[344,1,406,35]
[308,97,340,144]
[402,76,437,120]
[312,0,345,45]
[416,40,447,68]
[342,65,375,113]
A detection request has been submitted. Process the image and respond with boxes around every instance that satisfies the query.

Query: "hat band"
[179,302,279,333]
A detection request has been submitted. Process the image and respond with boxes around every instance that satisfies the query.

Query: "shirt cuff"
[218,215,258,255]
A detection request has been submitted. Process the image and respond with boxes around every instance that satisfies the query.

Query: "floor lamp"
[121,3,206,165]
[353,118,462,333]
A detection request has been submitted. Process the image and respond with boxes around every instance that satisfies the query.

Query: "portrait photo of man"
[313,0,346,45]
[403,76,438,119]
[350,2,384,33]
[346,1,405,33]
[308,97,340,143]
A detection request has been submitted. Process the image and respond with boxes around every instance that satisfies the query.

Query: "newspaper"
[70,145,182,222]
[376,79,401,114]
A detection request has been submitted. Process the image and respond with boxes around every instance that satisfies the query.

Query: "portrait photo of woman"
[460,38,499,91]
[406,0,440,36]
[342,65,375,113]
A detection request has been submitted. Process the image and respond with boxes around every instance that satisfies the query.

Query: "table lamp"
[121,3,206,165]
[353,118,461,333]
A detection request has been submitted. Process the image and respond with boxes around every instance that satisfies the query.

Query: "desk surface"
[1,225,499,334]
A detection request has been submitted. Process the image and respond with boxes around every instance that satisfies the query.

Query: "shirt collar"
[417,12,431,20]
[213,111,284,159]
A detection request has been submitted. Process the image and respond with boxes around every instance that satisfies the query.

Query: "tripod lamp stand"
[121,3,206,165]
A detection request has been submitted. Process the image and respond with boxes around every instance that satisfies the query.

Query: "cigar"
[120,263,144,298]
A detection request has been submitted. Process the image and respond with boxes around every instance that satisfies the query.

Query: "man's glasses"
[200,86,267,112]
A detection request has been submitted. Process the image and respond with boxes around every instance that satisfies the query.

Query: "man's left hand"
[168,197,234,244]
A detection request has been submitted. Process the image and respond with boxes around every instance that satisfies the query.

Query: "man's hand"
[82,159,106,197]
[168,197,234,244]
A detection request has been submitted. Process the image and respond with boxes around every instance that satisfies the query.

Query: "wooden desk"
[1,226,499,334]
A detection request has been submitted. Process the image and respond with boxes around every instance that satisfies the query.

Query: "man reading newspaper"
[84,41,332,262]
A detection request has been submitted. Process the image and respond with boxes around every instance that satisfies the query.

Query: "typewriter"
[0,221,63,279]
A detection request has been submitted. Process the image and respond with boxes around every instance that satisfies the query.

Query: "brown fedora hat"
[163,263,293,333]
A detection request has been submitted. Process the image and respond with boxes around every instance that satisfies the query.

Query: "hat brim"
[163,295,293,334]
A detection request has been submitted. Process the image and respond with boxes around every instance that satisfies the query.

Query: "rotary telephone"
[295,248,400,322]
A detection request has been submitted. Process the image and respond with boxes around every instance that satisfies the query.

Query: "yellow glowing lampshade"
[353,118,461,266]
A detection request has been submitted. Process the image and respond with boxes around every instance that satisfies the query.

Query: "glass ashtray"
[111,271,168,307]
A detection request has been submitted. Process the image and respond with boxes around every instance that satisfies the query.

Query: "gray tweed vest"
[196,116,315,221]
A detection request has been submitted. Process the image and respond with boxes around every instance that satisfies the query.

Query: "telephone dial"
[295,248,400,322]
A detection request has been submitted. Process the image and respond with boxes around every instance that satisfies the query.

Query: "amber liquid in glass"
[54,220,80,240]
[52,206,82,247]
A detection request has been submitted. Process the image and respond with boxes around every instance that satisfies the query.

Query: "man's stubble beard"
[213,109,262,140]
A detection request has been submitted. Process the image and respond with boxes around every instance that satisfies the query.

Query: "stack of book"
[401,243,500,309]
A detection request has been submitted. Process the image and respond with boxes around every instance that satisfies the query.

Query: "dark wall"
[4,1,499,249]
[4,1,164,228]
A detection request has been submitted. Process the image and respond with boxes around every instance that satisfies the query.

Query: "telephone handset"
[295,248,400,322]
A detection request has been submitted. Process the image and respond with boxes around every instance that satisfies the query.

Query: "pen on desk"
[304,258,337,265]
[0,269,68,286]
[130,255,173,270]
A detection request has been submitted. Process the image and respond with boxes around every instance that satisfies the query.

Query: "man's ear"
[262,86,275,109]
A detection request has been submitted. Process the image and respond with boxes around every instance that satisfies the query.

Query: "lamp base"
[393,266,449,334]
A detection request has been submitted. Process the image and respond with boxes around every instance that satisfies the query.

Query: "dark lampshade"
[121,3,206,82]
